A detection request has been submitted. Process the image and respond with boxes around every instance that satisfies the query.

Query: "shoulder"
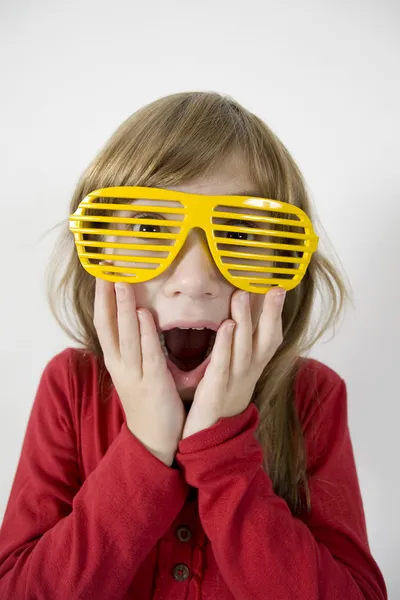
[295,356,344,390]
[294,357,347,433]
[41,346,108,402]
[43,346,103,376]
[38,347,111,428]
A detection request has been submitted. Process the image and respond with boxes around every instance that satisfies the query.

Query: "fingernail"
[241,291,249,304]
[273,289,286,306]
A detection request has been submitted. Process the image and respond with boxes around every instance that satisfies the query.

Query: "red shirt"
[0,348,387,599]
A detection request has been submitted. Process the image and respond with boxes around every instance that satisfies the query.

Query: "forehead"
[168,150,258,195]
[115,189,264,219]
[115,154,262,215]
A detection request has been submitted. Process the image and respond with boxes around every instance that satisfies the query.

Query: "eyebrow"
[125,190,262,203]
[225,190,261,197]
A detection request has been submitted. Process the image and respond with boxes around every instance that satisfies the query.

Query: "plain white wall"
[1,0,398,595]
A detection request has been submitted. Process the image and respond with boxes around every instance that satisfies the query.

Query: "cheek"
[102,234,156,308]
[128,283,149,306]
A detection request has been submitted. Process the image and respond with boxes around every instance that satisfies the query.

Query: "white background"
[1,0,398,596]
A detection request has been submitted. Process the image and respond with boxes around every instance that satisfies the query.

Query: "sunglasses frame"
[69,186,319,294]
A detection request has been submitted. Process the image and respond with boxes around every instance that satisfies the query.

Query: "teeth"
[159,332,169,358]
[179,327,205,330]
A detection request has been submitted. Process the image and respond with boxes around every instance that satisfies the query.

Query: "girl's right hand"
[93,269,186,468]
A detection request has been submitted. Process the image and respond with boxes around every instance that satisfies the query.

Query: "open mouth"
[159,328,217,372]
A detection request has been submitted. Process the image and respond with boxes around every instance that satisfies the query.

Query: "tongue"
[164,328,213,369]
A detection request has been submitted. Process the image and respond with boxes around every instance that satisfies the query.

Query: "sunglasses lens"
[211,202,312,292]
[70,194,185,282]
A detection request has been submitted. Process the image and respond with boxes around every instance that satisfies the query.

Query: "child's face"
[105,154,266,403]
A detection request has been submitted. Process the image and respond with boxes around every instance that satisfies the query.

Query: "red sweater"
[0,348,387,600]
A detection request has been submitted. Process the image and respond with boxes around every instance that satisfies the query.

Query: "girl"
[0,91,387,599]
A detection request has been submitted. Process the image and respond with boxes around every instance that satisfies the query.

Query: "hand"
[181,287,286,440]
[94,267,186,467]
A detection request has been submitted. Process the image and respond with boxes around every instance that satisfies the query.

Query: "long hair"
[44,91,352,516]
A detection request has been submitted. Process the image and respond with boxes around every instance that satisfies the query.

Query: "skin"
[106,153,271,407]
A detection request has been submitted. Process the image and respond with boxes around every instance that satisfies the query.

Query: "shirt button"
[176,526,192,542]
[172,563,190,581]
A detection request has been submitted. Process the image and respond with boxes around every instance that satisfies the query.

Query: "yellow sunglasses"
[69,186,319,294]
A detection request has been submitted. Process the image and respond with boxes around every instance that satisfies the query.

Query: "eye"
[223,219,257,241]
[129,212,166,234]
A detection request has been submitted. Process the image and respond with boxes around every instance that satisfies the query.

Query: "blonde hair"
[45,91,352,516]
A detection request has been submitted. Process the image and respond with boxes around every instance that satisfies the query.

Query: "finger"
[253,287,285,359]
[114,282,142,374]
[136,309,169,378]
[206,320,235,388]
[93,268,120,365]
[230,290,253,373]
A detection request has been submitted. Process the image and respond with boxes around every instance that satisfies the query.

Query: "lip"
[166,353,212,390]
[159,319,221,332]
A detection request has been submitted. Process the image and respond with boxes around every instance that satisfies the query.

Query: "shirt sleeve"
[175,376,388,600]
[0,351,188,599]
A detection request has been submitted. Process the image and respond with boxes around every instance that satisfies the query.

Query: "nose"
[163,228,224,298]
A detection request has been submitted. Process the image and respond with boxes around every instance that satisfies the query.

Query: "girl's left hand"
[181,286,286,440]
